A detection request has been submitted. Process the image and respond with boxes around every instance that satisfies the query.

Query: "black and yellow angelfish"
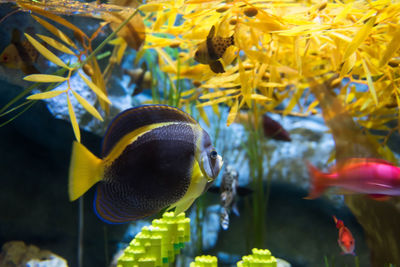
[69,105,223,223]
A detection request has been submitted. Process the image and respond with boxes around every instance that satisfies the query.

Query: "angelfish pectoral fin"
[209,61,225,73]
[168,198,196,216]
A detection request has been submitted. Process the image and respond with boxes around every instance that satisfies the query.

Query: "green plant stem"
[0,101,35,127]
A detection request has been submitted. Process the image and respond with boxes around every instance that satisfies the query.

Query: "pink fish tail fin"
[304,162,328,199]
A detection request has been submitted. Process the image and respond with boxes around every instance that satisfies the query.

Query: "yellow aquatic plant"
[2,0,399,150]
[1,1,143,142]
[135,0,400,150]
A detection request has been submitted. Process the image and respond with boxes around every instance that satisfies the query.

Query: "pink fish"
[306,158,400,200]
[333,216,355,255]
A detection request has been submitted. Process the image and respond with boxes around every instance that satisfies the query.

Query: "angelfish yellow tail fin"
[69,141,104,201]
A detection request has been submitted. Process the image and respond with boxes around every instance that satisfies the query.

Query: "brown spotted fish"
[0,29,39,74]
[68,105,223,224]
[208,165,252,230]
[194,25,234,73]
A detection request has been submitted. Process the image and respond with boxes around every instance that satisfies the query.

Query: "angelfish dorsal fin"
[102,105,197,157]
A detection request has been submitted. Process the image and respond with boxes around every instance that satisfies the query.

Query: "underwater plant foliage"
[2,0,399,145]
[1,0,400,266]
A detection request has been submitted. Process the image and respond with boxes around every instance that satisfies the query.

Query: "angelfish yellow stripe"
[104,121,183,164]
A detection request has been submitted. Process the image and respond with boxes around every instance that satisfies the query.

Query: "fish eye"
[210,150,218,159]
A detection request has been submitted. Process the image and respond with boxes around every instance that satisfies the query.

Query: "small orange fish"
[333,216,355,255]
[0,29,39,74]
[194,25,234,73]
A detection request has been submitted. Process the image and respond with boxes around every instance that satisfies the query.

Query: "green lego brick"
[137,257,156,267]
[189,255,218,267]
[237,249,277,267]
[117,212,191,267]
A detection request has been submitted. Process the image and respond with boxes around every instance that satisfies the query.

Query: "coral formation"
[0,241,68,267]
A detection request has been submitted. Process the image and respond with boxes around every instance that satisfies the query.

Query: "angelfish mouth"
[209,155,223,180]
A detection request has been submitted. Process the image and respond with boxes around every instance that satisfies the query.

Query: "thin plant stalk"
[104,225,109,267]
[78,197,84,267]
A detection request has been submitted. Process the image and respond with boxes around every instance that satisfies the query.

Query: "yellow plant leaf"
[343,16,376,61]
[333,3,353,24]
[89,58,109,114]
[196,95,236,107]
[31,15,77,50]
[78,72,111,105]
[258,82,286,88]
[197,106,210,127]
[200,89,240,100]
[67,94,81,143]
[18,2,87,39]
[180,88,197,97]
[24,74,68,83]
[155,47,177,72]
[153,10,171,31]
[379,28,400,67]
[238,57,252,108]
[139,3,165,12]
[212,104,220,117]
[24,33,69,69]
[284,87,304,115]
[340,52,356,77]
[226,98,239,127]
[116,40,128,64]
[306,99,319,113]
[395,91,400,133]
[361,58,378,105]
[27,90,65,100]
[71,90,103,121]
[250,94,271,101]
[203,73,240,86]
[36,34,75,55]
[346,85,356,103]
[328,31,352,43]
[108,37,125,45]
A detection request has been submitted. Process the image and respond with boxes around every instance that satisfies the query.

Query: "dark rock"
[0,79,127,267]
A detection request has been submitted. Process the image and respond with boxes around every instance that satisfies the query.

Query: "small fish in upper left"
[194,25,234,73]
[0,28,40,74]
[333,216,355,255]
